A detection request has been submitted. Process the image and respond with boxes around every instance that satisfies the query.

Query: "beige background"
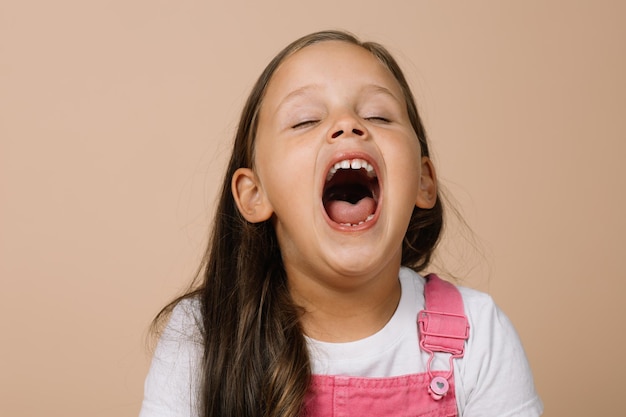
[2,1,625,416]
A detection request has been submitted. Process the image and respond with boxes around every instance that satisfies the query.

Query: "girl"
[139,30,543,417]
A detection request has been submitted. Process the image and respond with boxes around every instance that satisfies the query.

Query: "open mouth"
[322,158,380,227]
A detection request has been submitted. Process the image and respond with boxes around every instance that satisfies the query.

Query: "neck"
[288,266,402,343]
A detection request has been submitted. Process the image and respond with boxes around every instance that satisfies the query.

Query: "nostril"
[352,128,364,136]
[331,130,344,139]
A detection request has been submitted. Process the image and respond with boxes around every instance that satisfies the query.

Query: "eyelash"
[365,116,391,123]
[291,120,319,129]
[291,116,390,129]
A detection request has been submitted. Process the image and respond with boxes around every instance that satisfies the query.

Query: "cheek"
[256,150,315,208]
[385,139,422,175]
[384,144,423,202]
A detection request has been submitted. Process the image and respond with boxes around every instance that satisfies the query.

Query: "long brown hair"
[156,30,444,417]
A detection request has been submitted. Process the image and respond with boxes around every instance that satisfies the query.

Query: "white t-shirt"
[139,267,543,416]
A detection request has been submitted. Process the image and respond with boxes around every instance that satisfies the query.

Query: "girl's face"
[233,41,437,288]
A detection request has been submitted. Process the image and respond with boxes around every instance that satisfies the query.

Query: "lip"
[319,150,383,231]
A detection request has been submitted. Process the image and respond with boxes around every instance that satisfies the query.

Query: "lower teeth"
[339,214,375,227]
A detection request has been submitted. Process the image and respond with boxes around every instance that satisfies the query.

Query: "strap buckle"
[418,310,469,356]
[418,309,470,400]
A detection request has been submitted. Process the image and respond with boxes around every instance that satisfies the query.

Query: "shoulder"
[399,267,519,341]
[456,285,503,329]
[454,286,544,416]
[139,297,203,417]
[398,267,498,318]
[399,268,543,416]
[159,297,203,343]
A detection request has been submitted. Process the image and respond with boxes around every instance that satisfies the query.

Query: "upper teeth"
[326,158,376,181]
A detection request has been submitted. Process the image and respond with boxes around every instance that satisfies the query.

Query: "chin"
[324,246,400,278]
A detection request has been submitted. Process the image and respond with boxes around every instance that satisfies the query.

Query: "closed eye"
[291,120,319,129]
[365,116,391,123]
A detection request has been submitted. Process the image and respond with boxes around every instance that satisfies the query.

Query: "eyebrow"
[273,82,403,116]
[359,84,403,104]
[274,84,321,115]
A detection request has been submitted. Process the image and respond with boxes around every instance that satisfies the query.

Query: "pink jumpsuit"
[303,275,469,417]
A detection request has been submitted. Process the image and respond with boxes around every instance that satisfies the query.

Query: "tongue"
[325,197,376,225]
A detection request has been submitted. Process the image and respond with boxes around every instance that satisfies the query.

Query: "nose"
[331,128,365,138]
[328,114,368,142]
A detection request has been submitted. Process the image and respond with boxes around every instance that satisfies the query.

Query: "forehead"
[261,41,405,109]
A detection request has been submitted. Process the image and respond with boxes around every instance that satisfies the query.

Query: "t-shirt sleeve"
[455,289,544,417]
[138,299,203,417]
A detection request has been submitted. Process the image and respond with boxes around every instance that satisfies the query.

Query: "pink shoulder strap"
[417,273,470,400]
[418,274,469,355]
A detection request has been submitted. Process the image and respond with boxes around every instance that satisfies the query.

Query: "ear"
[415,157,438,209]
[231,168,274,223]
